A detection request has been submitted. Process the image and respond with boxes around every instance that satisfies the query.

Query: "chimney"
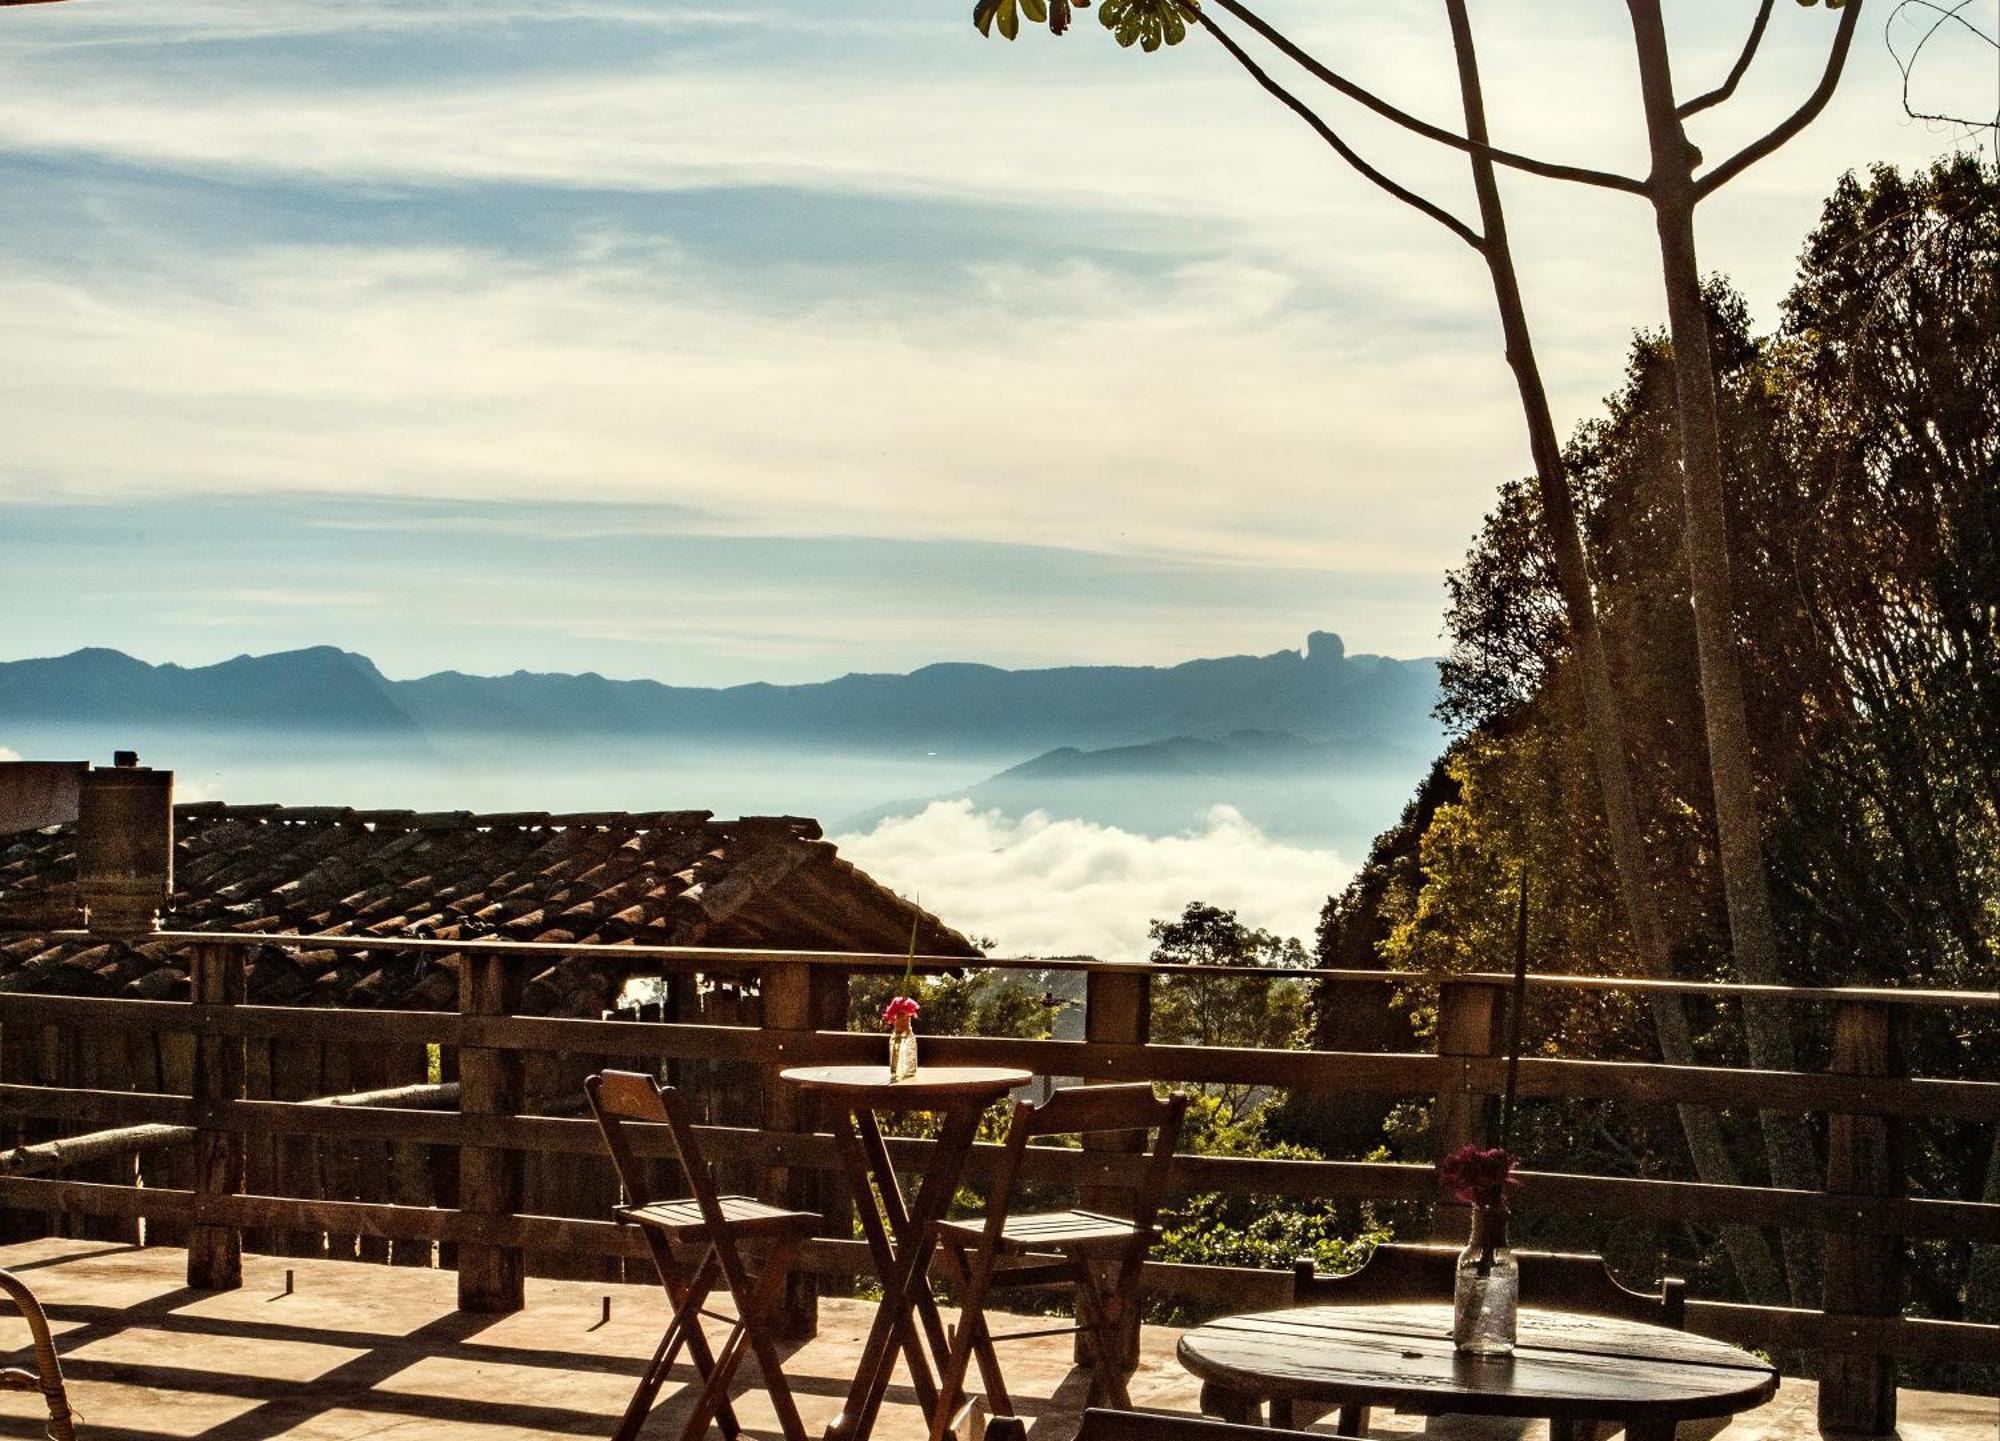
[0,760,88,834]
[77,752,174,939]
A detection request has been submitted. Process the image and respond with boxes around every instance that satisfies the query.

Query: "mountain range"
[0,631,1442,759]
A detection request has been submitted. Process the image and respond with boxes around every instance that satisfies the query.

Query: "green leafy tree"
[1351,159,2000,1339]
[1148,901,1307,1125]
[953,0,1869,1304]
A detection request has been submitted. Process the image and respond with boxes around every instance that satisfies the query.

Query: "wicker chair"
[1,1266,77,1441]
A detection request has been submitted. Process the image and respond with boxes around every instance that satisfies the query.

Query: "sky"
[0,0,1990,686]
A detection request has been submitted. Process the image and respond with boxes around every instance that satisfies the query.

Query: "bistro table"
[781,1064,1033,1441]
[1177,1302,1777,1441]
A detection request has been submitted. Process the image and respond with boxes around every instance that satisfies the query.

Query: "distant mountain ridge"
[0,631,1443,756]
[834,726,1437,844]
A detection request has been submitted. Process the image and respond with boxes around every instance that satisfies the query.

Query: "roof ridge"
[167,801,728,832]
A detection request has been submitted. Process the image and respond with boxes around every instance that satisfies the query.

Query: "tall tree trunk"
[1626,0,1821,1307]
[1442,0,1784,1307]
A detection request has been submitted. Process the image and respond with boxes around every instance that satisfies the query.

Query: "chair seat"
[939,1209,1150,1257]
[618,1195,819,1240]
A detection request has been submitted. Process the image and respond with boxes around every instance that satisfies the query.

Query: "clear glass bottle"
[888,1022,919,1081]
[1453,1206,1519,1356]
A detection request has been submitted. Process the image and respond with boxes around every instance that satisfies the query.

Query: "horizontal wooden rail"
[3,1174,1988,1368]
[76,929,1990,1003]
[4,935,1996,1415]
[3,1001,1993,1122]
[2,1084,1993,1243]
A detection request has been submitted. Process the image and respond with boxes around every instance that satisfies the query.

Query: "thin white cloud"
[0,0,1974,673]
[0,236,1517,577]
[833,799,1348,962]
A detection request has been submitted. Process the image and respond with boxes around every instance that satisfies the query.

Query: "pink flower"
[882,995,920,1027]
[1438,1143,1520,1209]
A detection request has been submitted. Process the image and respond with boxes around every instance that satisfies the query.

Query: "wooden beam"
[1819,1001,1903,1435]
[187,943,245,1290]
[456,954,525,1312]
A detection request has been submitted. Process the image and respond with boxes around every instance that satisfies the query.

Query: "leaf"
[973,0,1000,36]
[1161,6,1184,43]
[1116,13,1140,44]
[1020,0,1048,23]
[997,0,1019,39]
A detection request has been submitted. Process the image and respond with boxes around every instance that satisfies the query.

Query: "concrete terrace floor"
[0,1239,1992,1441]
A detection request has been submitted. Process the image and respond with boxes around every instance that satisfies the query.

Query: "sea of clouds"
[833,799,1350,963]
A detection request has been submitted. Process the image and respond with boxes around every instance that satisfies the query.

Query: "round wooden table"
[781,1065,1032,1441]
[1177,1302,1778,1441]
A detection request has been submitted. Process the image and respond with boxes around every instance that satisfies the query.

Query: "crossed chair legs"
[928,1247,1147,1441]
[617,1229,810,1441]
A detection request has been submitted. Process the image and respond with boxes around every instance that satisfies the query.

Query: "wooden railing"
[0,932,1996,1433]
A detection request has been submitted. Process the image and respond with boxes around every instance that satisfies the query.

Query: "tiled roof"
[0,802,977,1014]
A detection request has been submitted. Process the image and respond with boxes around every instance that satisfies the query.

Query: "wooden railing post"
[763,959,847,1339]
[457,953,524,1313]
[187,941,245,1290]
[1820,999,1902,1436]
[1080,964,1151,1368]
[1432,979,1507,1240]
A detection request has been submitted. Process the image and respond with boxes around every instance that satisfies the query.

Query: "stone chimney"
[77,753,174,939]
[0,760,88,834]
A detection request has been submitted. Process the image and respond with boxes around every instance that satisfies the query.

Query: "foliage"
[973,0,1197,47]
[1149,901,1308,1125]
[1321,157,2000,1348]
[1149,900,1307,1049]
[848,968,1057,1043]
[1156,1189,1383,1276]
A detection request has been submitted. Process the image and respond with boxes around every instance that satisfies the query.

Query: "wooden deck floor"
[0,1239,1990,1441]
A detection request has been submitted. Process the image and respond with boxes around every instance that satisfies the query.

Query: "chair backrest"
[982,1083,1187,1242]
[1292,1242,1686,1328]
[585,1069,724,1230]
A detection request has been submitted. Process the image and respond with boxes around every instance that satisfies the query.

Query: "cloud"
[832,799,1349,962]
[0,234,1517,578]
[0,746,20,763]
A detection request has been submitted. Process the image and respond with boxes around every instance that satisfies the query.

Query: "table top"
[1176,1303,1777,1424]
[778,1064,1032,1105]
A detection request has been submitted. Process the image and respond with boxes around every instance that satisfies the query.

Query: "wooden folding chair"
[928,1083,1187,1441]
[587,1069,820,1441]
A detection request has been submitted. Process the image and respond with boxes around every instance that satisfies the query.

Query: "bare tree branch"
[1208,0,1649,195]
[1676,0,1775,118]
[1695,0,1868,199]
[1194,8,1485,250]
[1886,0,2000,159]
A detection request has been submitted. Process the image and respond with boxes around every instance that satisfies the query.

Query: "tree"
[1148,901,1307,1123]
[1413,156,2000,1338]
[961,0,1866,1302]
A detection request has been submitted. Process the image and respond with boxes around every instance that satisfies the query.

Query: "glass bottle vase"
[888,1021,919,1081]
[1453,1205,1518,1357]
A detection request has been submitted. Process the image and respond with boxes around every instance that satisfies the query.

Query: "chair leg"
[679,1322,755,1441]
[1070,1266,1132,1410]
[738,1239,812,1441]
[619,1245,731,1441]
[613,1316,688,1441]
[929,1241,1002,1441]
[967,1302,1012,1418]
[941,1237,1013,1420]
[689,1230,814,1441]
[652,1239,742,1441]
